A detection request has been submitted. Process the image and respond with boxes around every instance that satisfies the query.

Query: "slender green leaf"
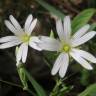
[72,8,96,33]
[78,83,96,96]
[24,68,47,96]
[34,0,65,20]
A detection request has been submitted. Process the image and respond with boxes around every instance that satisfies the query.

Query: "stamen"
[21,34,30,42]
[62,44,70,52]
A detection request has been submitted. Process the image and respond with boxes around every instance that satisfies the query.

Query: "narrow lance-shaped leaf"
[24,68,47,96]
[34,0,65,20]
[72,8,96,33]
[78,83,96,96]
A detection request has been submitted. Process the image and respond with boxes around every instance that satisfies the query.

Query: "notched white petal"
[0,36,18,43]
[5,20,17,35]
[51,53,64,75]
[29,42,42,51]
[22,43,28,63]
[72,48,96,63]
[56,19,64,41]
[9,15,21,30]
[72,24,90,40]
[27,19,37,35]
[71,31,96,47]
[70,50,93,70]
[9,15,24,35]
[0,40,21,49]
[63,16,71,42]
[38,36,60,51]
[24,14,33,32]
[16,44,24,63]
[59,53,69,78]
[29,37,42,51]
[30,36,41,43]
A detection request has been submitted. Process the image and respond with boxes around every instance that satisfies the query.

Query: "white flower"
[38,16,96,78]
[0,14,42,63]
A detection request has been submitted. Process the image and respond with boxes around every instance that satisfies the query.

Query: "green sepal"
[17,64,28,90]
[50,30,55,38]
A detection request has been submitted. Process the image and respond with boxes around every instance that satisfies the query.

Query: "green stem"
[0,79,22,88]
[27,88,37,96]
[43,56,51,68]
[0,79,36,96]
[50,78,62,96]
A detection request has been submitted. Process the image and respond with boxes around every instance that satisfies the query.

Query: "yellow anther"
[62,44,70,52]
[21,34,30,43]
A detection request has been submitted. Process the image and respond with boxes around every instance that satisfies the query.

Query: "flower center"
[62,44,70,53]
[21,34,30,43]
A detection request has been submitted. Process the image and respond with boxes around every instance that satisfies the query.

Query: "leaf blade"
[72,8,96,33]
[78,83,96,96]
[34,0,65,19]
[24,68,47,96]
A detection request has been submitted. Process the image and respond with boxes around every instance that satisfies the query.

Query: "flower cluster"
[38,16,96,77]
[0,14,96,78]
[0,14,42,64]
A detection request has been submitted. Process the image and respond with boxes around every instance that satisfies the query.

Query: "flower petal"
[22,43,28,63]
[71,31,96,47]
[37,36,60,51]
[72,24,90,40]
[29,42,42,51]
[27,19,37,35]
[63,16,71,42]
[5,20,18,35]
[59,53,69,78]
[0,36,18,43]
[30,36,41,42]
[29,37,42,51]
[24,14,33,33]
[70,50,93,70]
[56,19,64,41]
[0,40,21,49]
[72,48,96,63]
[16,44,24,63]
[51,53,64,75]
[9,15,24,35]
[9,15,21,30]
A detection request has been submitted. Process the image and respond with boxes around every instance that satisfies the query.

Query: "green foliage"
[89,23,96,31]
[17,65,28,90]
[72,8,96,33]
[44,51,59,64]
[24,68,47,96]
[80,69,89,86]
[34,0,65,20]
[50,79,73,96]
[78,83,96,96]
